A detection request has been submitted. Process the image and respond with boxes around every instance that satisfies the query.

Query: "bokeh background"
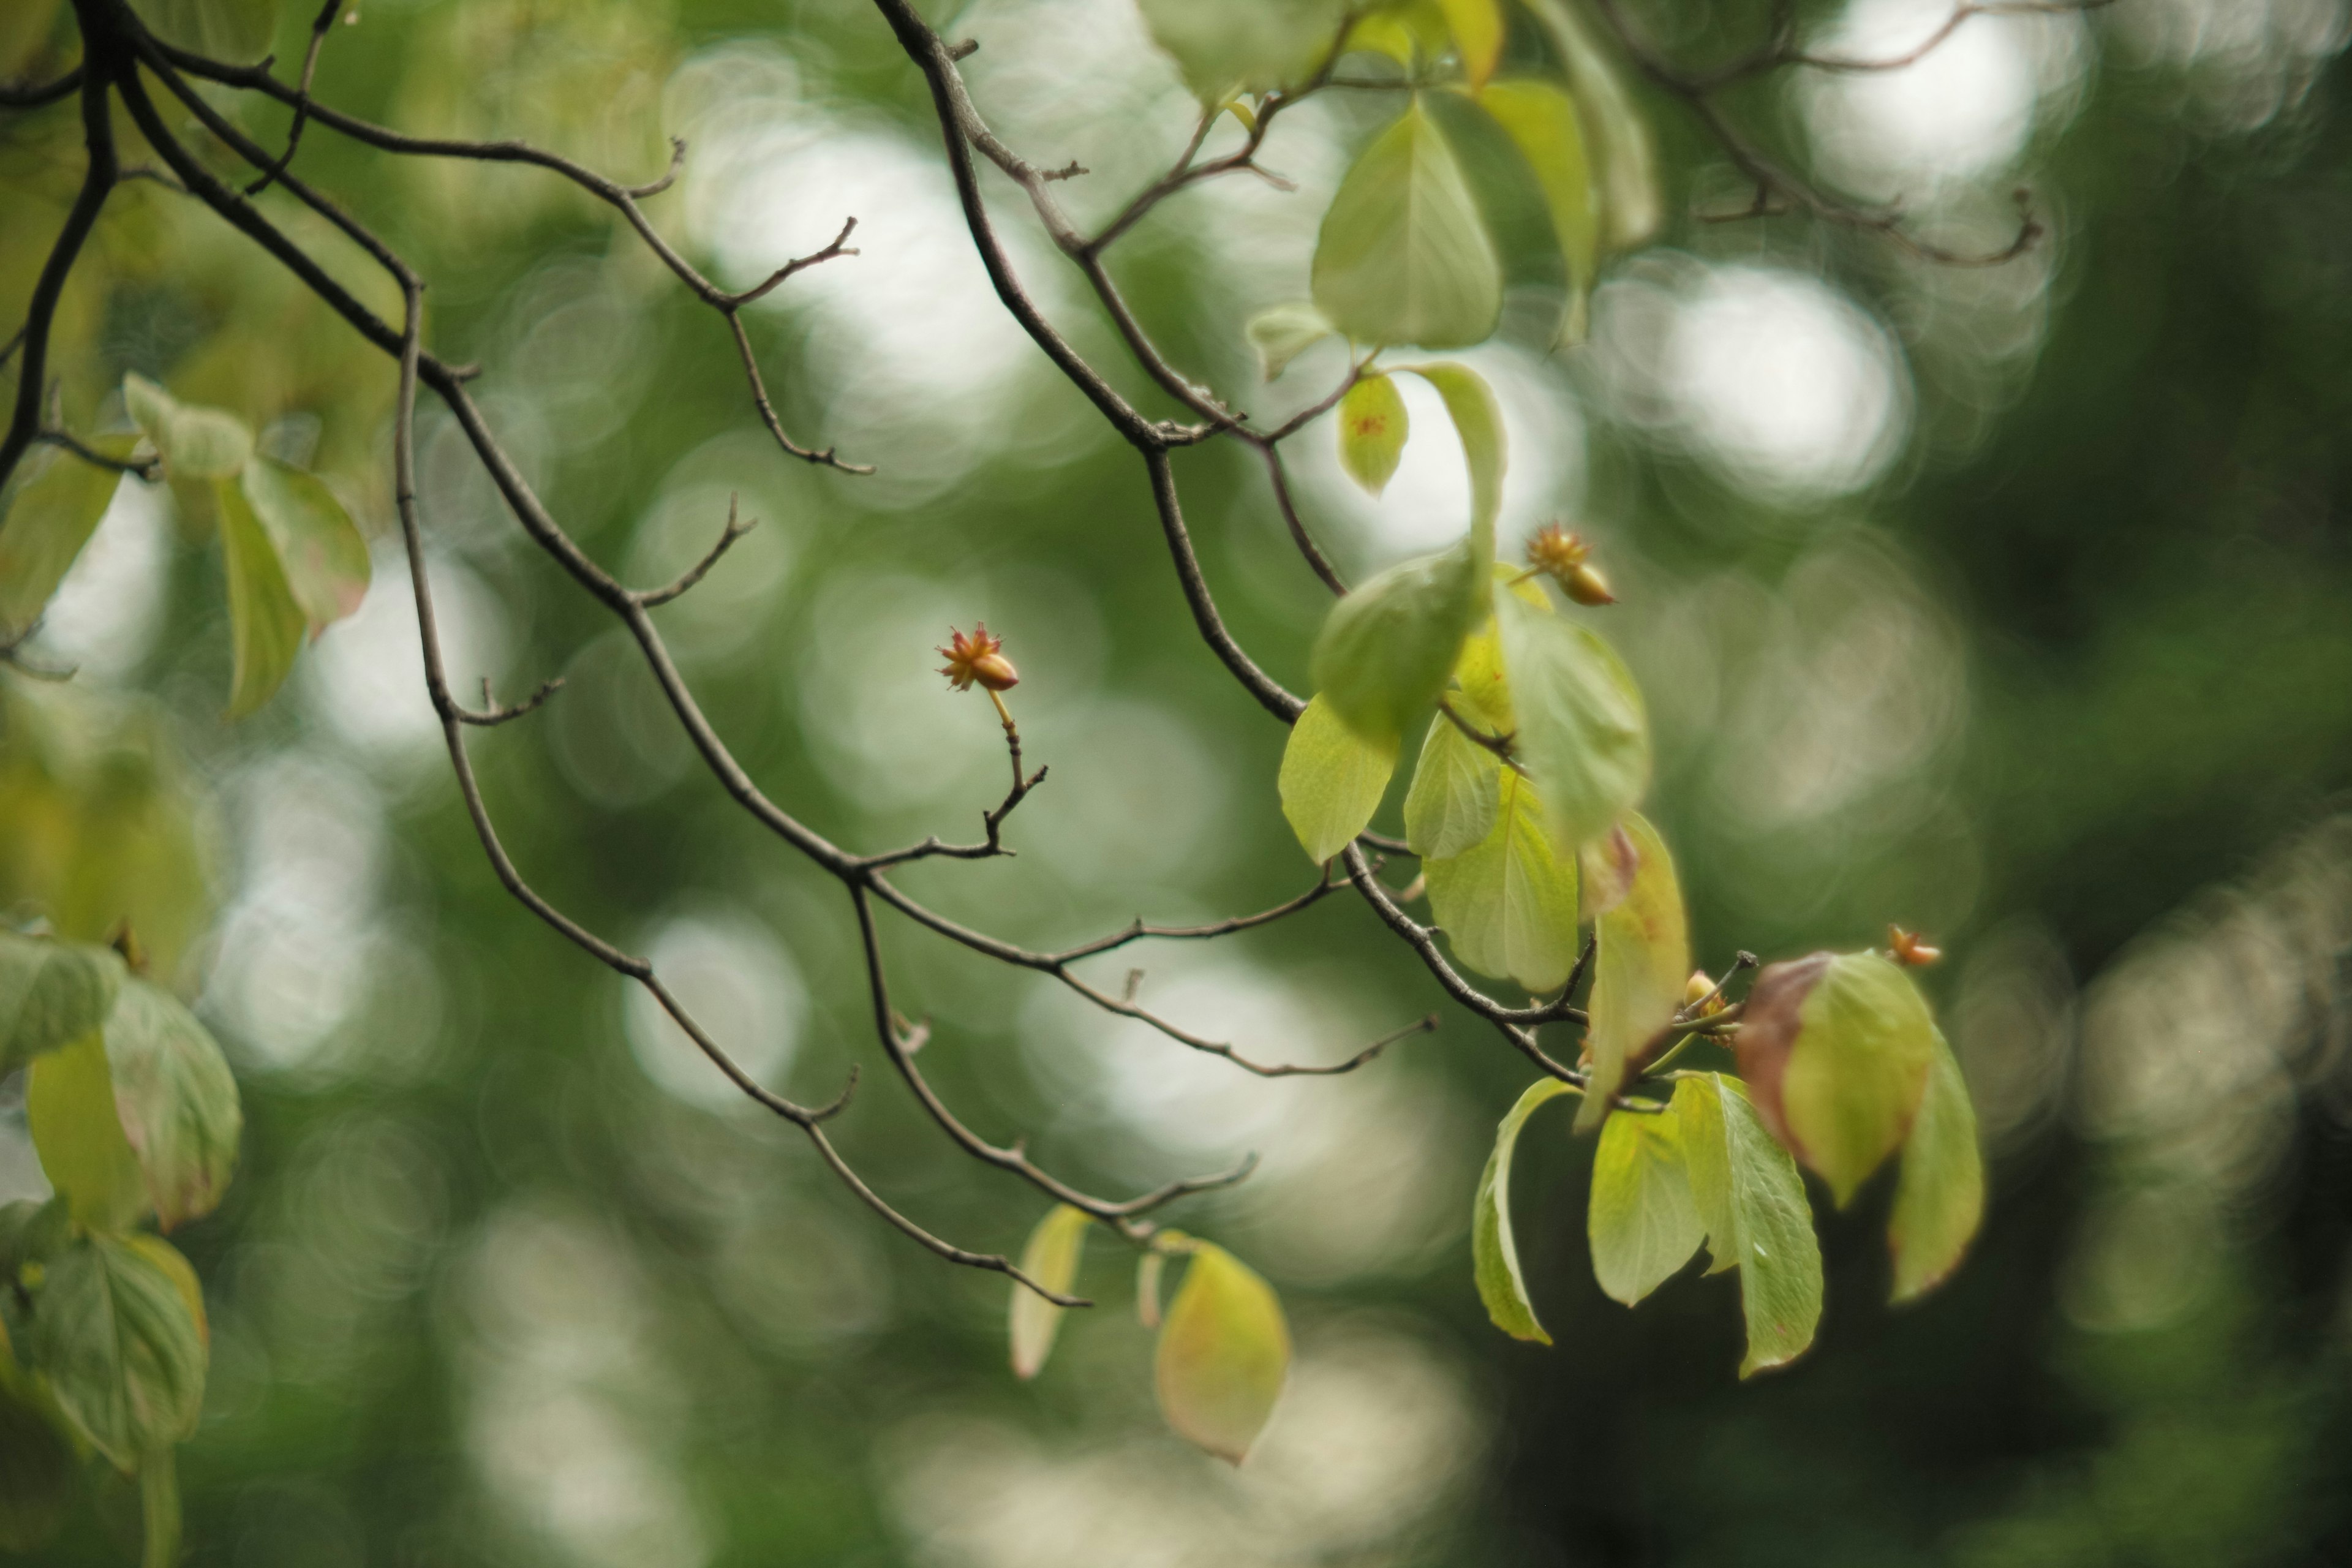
[5,0,2352,1562]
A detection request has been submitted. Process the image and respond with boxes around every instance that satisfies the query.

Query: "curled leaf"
[1155,1243,1289,1463]
[1472,1076,1575,1341]
[1888,1030,1984,1303]
[1008,1204,1090,1380]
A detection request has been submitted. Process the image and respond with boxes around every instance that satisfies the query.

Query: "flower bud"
[937,624,1020,692]
[1526,523,1615,606]
[1683,969,1724,1016]
[1887,925,1942,967]
[1564,563,1616,606]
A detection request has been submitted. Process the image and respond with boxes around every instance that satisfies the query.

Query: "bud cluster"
[1525,523,1615,606]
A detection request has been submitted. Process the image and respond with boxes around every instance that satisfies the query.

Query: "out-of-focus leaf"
[127,0,281,63]
[28,1232,206,1470]
[1888,1029,1985,1303]
[1425,769,1581,992]
[103,978,242,1232]
[1395,361,1507,550]
[0,1385,73,1554]
[1588,1104,1703,1305]
[1138,0,1348,104]
[0,1197,70,1284]
[1154,1243,1289,1463]
[1312,99,1503,350]
[1310,536,1487,744]
[1337,373,1410,496]
[27,1035,149,1233]
[1474,78,1597,344]
[0,441,131,640]
[238,458,369,630]
[1136,1249,1166,1330]
[1437,0,1504,88]
[1280,694,1400,863]
[1472,1076,1574,1341]
[1493,589,1648,854]
[214,477,306,719]
[1520,0,1660,251]
[1008,1204,1088,1381]
[122,374,252,482]
[0,930,124,1079]
[1736,951,1937,1207]
[1575,812,1687,1133]
[1404,712,1501,860]
[1246,301,1334,381]
[1674,1073,1822,1376]
[1576,822,1637,924]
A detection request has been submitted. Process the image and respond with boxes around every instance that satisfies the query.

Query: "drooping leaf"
[1280,693,1400,864]
[1310,536,1487,744]
[126,0,281,64]
[1395,361,1507,549]
[1436,0,1504,88]
[1245,301,1334,382]
[1404,712,1502,859]
[102,978,243,1232]
[1736,951,1937,1208]
[1474,78,1598,344]
[1472,1076,1574,1342]
[0,1385,73,1554]
[26,1034,149,1234]
[0,440,132,641]
[0,930,124,1079]
[214,476,307,719]
[1137,0,1348,104]
[1519,0,1660,252]
[1888,1029,1985,1303]
[27,1232,206,1470]
[237,457,370,630]
[1154,1243,1289,1463]
[1492,589,1648,854]
[1673,1073,1822,1376]
[1311,98,1503,351]
[1425,769,1581,992]
[1588,1106,1703,1305]
[121,375,252,482]
[1575,811,1688,1133]
[1337,373,1410,496]
[1008,1204,1089,1381]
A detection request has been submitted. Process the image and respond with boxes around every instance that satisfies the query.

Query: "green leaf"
[1311,98,1503,351]
[1393,361,1506,548]
[1520,0,1660,252]
[27,1232,206,1469]
[1424,769,1581,992]
[1492,589,1649,854]
[1403,711,1501,859]
[1153,1243,1289,1463]
[215,475,307,719]
[1436,0,1504,88]
[121,374,252,481]
[238,457,370,630]
[1245,302,1334,382]
[0,440,132,641]
[0,1197,71,1284]
[127,0,281,62]
[1280,693,1400,864]
[27,1035,149,1234]
[1336,373,1410,496]
[1008,1204,1089,1381]
[0,930,125,1079]
[1888,1030,1984,1303]
[102,978,243,1232]
[1472,1076,1574,1342]
[1138,0,1348,104]
[141,1448,181,1568]
[1574,811,1689,1133]
[1736,951,1937,1208]
[0,1385,73,1554]
[1588,1106,1703,1305]
[1474,79,1598,345]
[1673,1073,1822,1376]
[1309,535,1487,745]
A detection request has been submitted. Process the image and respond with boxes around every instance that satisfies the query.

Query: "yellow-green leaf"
[216,476,306,719]
[1312,98,1503,351]
[1574,811,1688,1133]
[0,441,130,641]
[1588,1105,1703,1305]
[1492,589,1648,854]
[1008,1204,1089,1381]
[1280,693,1400,863]
[1337,373,1410,496]
[1472,1076,1574,1342]
[1437,0,1504,88]
[26,1232,206,1470]
[1474,78,1598,345]
[1403,711,1501,859]
[0,932,124,1079]
[121,374,252,481]
[103,978,243,1232]
[126,0,280,64]
[1424,769,1581,992]
[1519,0,1660,252]
[1154,1243,1289,1463]
[1310,535,1487,744]
[1245,301,1334,382]
[1673,1072,1822,1377]
[238,457,370,630]
[1139,0,1348,104]
[1888,1029,1984,1303]
[27,1034,149,1234]
[1395,361,1506,550]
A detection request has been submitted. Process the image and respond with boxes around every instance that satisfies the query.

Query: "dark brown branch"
[1257,445,1348,597]
[0,66,84,109]
[243,0,344,196]
[1144,447,1303,722]
[1698,0,2117,88]
[457,675,563,726]
[635,493,755,608]
[1042,873,1341,965]
[36,426,158,480]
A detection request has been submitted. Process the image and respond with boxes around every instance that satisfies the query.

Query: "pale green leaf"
[1888,1029,1984,1303]
[1310,535,1487,744]
[1449,606,1518,731]
[1736,951,1937,1208]
[1520,0,1660,252]
[1393,361,1506,549]
[1403,712,1501,859]
[0,931,124,1079]
[103,979,242,1232]
[1673,1073,1822,1377]
[0,441,130,640]
[238,458,370,630]
[1436,0,1504,88]
[1575,812,1689,1133]
[1154,1243,1289,1463]
[215,477,307,719]
[1245,301,1335,382]
[1424,770,1581,992]
[26,1233,206,1470]
[1588,1106,1703,1305]
[122,374,252,481]
[1492,589,1648,854]
[127,0,281,62]
[1280,694,1400,863]
[1472,1076,1574,1342]
[1337,373,1410,496]
[1138,0,1348,104]
[1311,98,1503,350]
[27,1035,149,1233]
[1008,1204,1089,1381]
[1474,78,1597,344]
